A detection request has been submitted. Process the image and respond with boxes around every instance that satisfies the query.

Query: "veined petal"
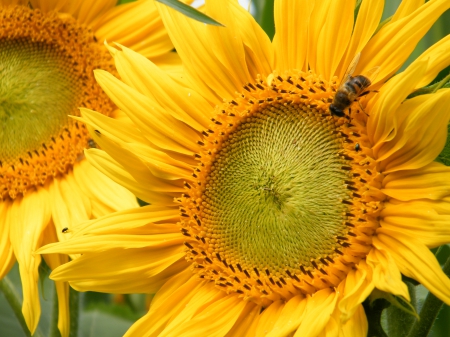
[109,45,213,131]
[391,0,425,22]
[224,302,261,337]
[204,0,253,88]
[341,304,368,337]
[380,198,450,248]
[338,261,375,322]
[294,288,338,337]
[366,248,409,300]
[374,229,450,305]
[307,1,331,73]
[337,0,384,78]
[367,58,428,150]
[156,1,237,103]
[29,0,68,12]
[273,0,313,73]
[92,0,173,59]
[254,300,285,336]
[124,272,203,336]
[84,149,179,205]
[382,162,450,201]
[316,0,355,79]
[359,0,450,84]
[9,189,51,333]
[79,109,194,180]
[94,70,200,155]
[266,295,307,337]
[159,282,226,336]
[70,204,179,237]
[377,89,450,172]
[59,0,116,25]
[0,201,15,279]
[41,225,70,337]
[408,34,450,90]
[48,242,185,274]
[230,0,273,78]
[48,173,90,239]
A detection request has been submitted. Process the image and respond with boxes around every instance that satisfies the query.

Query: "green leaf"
[252,0,275,40]
[385,294,419,320]
[156,0,225,27]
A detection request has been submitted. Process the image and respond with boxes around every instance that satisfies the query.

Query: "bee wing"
[361,66,381,86]
[338,53,361,89]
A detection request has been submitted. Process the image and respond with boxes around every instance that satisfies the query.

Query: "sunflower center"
[180,72,380,305]
[203,105,350,273]
[0,38,80,162]
[0,6,116,200]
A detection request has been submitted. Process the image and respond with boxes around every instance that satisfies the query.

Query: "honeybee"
[329,53,380,117]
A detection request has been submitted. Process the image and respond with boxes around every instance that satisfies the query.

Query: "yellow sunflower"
[0,0,183,336]
[39,0,450,335]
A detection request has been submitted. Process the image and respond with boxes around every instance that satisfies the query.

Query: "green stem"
[68,287,79,337]
[407,256,450,337]
[0,276,32,337]
[49,286,60,337]
[363,299,390,337]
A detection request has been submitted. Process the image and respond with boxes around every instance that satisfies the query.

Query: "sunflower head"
[0,5,115,200]
[37,0,450,336]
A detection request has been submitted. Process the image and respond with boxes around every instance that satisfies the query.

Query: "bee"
[329,53,380,117]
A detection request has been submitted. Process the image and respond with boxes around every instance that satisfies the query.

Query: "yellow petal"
[266,295,307,337]
[204,0,254,87]
[84,149,178,205]
[9,189,51,333]
[73,258,188,295]
[374,229,450,305]
[155,1,235,103]
[366,248,410,300]
[230,0,273,78]
[0,200,15,279]
[338,0,384,78]
[29,0,68,12]
[359,0,450,84]
[341,304,368,337]
[382,162,450,201]
[60,0,116,25]
[407,34,450,90]
[161,293,248,337]
[367,58,427,150]
[380,198,450,247]
[338,261,375,322]
[124,272,202,336]
[391,0,425,22]
[377,89,450,172]
[273,0,313,72]
[294,288,338,337]
[92,0,173,59]
[48,172,90,238]
[254,300,285,336]
[41,225,70,337]
[94,70,200,155]
[307,1,331,74]
[159,282,226,336]
[109,45,213,131]
[316,0,355,79]
[224,302,261,337]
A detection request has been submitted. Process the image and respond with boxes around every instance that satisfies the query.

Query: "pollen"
[0,6,116,200]
[180,71,381,306]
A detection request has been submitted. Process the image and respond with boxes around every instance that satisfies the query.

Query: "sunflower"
[0,0,183,336]
[38,0,450,335]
